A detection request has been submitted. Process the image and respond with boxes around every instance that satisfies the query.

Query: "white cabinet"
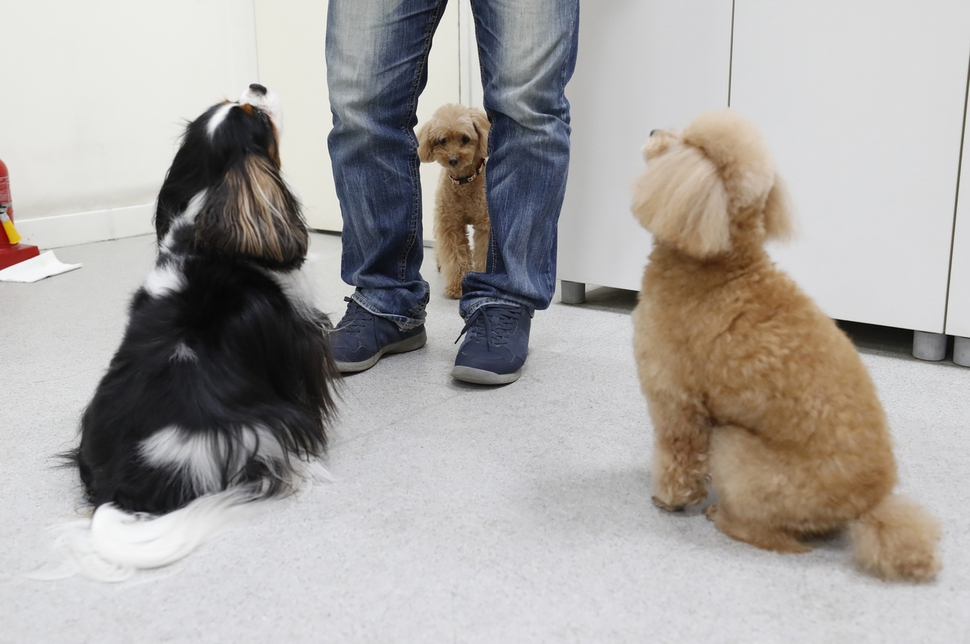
[559,1,734,292]
[559,1,970,352]
[946,77,970,363]
[730,1,970,334]
[946,76,970,339]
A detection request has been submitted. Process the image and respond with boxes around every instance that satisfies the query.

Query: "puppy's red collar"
[450,158,486,186]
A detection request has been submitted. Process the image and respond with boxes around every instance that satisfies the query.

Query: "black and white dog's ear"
[195,155,308,266]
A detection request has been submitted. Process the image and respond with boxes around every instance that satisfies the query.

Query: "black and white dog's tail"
[30,460,332,583]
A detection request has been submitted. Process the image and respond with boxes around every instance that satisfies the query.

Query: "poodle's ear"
[641,129,678,162]
[416,121,434,163]
[763,173,796,242]
[471,109,491,158]
[631,144,731,258]
[195,155,308,265]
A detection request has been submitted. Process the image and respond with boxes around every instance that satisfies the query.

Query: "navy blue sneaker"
[452,304,531,385]
[330,298,427,373]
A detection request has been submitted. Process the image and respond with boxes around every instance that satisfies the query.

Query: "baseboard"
[15,210,426,250]
[14,203,155,249]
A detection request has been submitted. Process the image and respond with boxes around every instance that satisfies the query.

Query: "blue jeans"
[327,0,579,330]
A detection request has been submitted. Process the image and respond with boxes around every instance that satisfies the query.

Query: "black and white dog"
[45,85,337,580]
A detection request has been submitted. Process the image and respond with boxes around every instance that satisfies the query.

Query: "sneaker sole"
[335,329,428,373]
[451,364,522,385]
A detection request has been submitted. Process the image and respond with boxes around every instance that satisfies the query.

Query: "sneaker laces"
[455,306,520,350]
[336,297,367,334]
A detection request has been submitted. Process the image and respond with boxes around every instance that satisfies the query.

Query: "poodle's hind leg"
[705,504,811,554]
[649,392,712,511]
[707,425,813,554]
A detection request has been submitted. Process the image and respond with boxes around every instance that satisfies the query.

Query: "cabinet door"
[254,0,462,234]
[944,79,970,338]
[731,1,970,332]
[558,1,733,291]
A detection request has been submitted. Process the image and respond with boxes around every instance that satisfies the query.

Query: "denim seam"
[467,0,500,278]
[398,0,449,286]
[559,4,580,124]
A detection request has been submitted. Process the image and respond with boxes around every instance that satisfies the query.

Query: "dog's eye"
[461,135,470,145]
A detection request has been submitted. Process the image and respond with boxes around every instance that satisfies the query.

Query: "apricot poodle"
[417,103,491,299]
[630,109,941,581]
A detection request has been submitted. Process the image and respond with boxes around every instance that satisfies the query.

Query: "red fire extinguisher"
[0,156,17,244]
[0,157,40,270]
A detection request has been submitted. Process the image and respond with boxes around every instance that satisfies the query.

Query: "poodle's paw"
[652,496,686,513]
[653,477,708,511]
[704,504,718,521]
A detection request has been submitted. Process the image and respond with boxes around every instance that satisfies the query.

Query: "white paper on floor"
[0,251,82,283]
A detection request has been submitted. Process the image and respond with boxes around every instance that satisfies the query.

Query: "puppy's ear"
[471,109,491,158]
[762,173,796,242]
[195,155,308,265]
[631,144,731,258]
[416,122,434,163]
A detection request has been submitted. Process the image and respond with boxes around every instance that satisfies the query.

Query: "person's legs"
[460,0,580,318]
[452,0,579,384]
[327,0,447,371]
[327,0,447,329]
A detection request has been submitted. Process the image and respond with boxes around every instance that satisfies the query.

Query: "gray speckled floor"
[1,232,968,643]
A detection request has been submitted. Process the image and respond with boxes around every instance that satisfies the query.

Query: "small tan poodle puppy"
[630,109,941,581]
[418,103,491,299]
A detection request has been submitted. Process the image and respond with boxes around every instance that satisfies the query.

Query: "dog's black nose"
[649,129,660,137]
[449,158,459,167]
[249,83,268,96]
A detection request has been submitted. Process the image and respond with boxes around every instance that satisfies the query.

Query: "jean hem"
[351,292,426,331]
[461,298,535,320]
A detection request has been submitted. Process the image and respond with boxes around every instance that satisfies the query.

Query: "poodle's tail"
[849,493,941,582]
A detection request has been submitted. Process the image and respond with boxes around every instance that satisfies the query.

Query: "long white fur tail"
[27,489,255,582]
[28,460,333,583]
[850,493,942,582]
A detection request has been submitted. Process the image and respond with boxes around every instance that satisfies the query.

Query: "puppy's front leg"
[648,392,711,511]
[472,220,490,272]
[434,207,472,299]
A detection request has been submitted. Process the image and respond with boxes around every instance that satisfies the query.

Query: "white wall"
[253,0,471,236]
[1,0,258,247]
[252,0,335,232]
[2,0,480,248]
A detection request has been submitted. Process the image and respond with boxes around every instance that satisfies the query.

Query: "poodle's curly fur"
[418,103,491,299]
[630,109,941,582]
